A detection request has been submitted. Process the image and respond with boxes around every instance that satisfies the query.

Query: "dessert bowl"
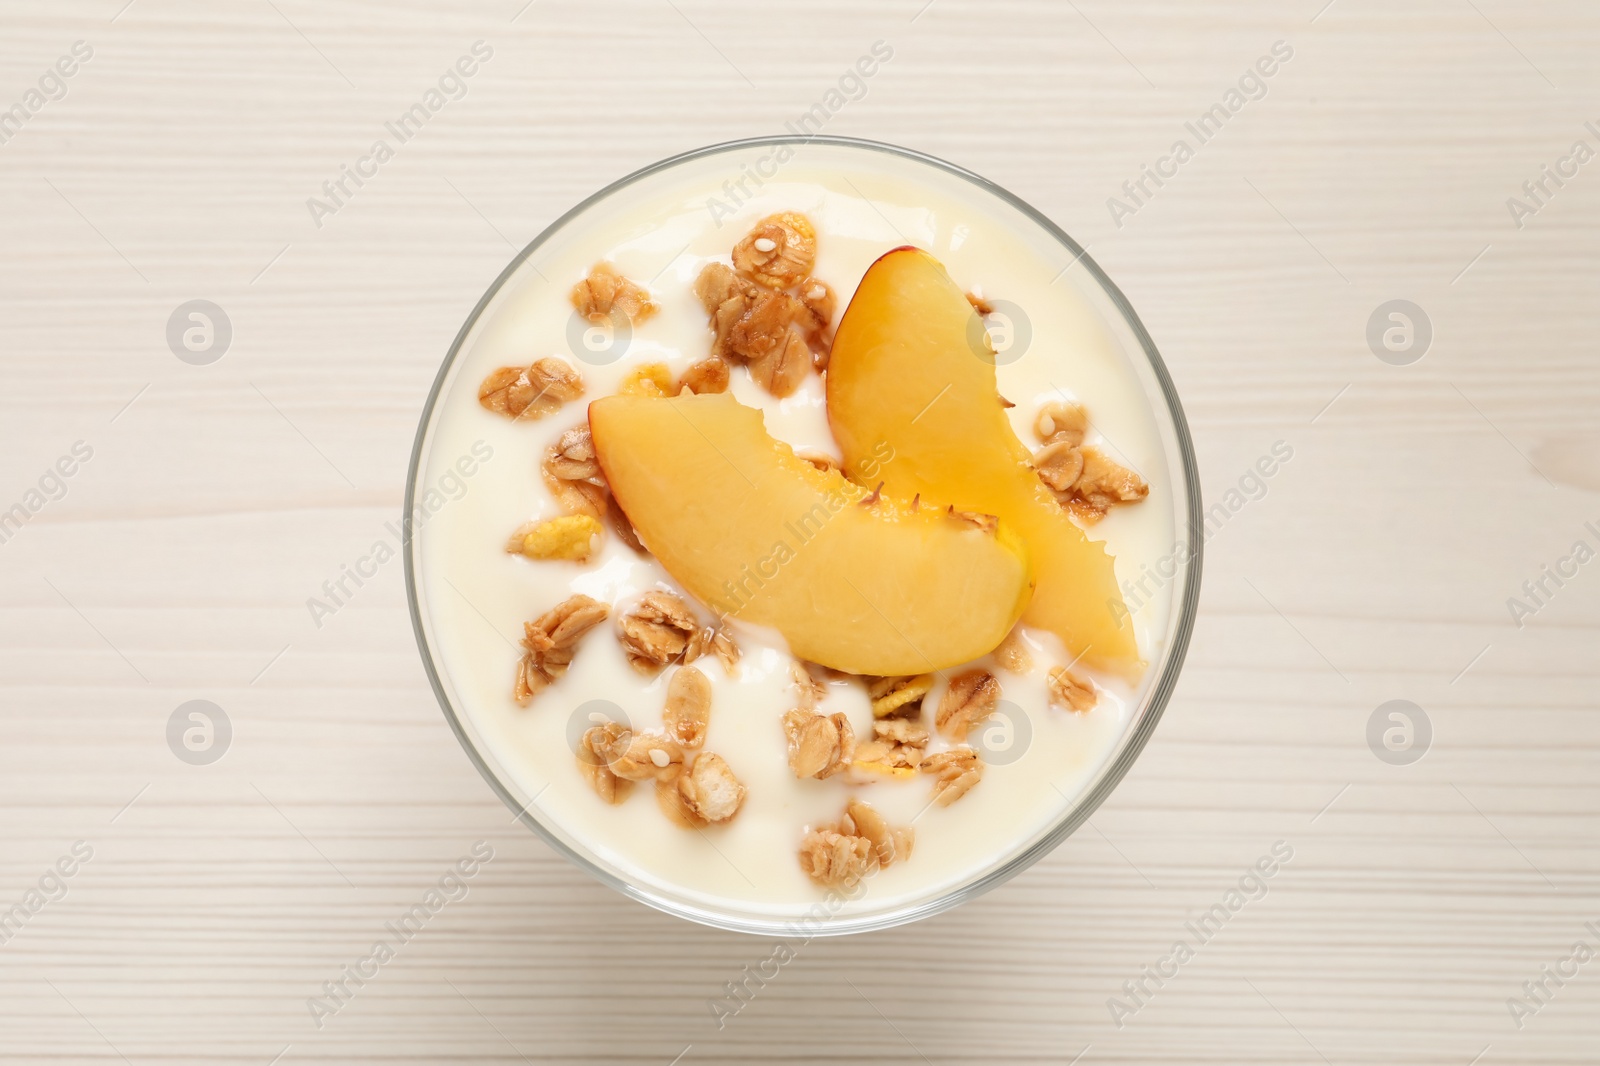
[404,136,1202,935]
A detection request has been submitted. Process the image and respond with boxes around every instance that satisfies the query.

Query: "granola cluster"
[1031,400,1149,524]
[798,799,914,888]
[576,665,748,828]
[782,709,855,779]
[479,357,585,421]
[513,594,610,704]
[692,213,835,398]
[571,262,658,325]
[617,589,741,675]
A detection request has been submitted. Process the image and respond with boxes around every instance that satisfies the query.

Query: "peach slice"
[826,247,1142,677]
[589,392,1034,675]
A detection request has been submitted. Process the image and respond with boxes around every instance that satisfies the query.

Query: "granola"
[791,660,828,711]
[797,276,836,367]
[1034,399,1088,447]
[601,729,686,782]
[570,262,657,324]
[675,752,747,824]
[679,356,731,394]
[479,357,585,421]
[505,514,602,562]
[921,746,983,806]
[853,717,929,773]
[617,589,703,673]
[992,627,1033,674]
[1067,447,1149,523]
[1032,440,1086,494]
[797,799,913,887]
[935,669,1001,741]
[576,720,632,804]
[1047,665,1098,713]
[541,424,608,520]
[662,665,712,750]
[709,626,741,674]
[513,593,609,704]
[782,709,855,779]
[732,212,816,289]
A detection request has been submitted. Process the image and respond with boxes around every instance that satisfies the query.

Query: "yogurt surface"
[413,144,1183,924]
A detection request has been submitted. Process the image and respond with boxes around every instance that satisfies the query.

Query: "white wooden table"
[3,0,1597,1062]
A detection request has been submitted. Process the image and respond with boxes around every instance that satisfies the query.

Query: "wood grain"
[2,0,1598,1062]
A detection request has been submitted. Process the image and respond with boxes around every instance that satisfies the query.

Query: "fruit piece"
[589,392,1034,675]
[827,247,1142,676]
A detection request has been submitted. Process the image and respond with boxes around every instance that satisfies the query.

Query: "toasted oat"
[853,717,929,772]
[655,775,703,828]
[676,752,747,824]
[966,292,995,316]
[1066,447,1149,523]
[868,674,934,719]
[602,729,685,782]
[922,747,983,806]
[571,262,657,324]
[663,665,712,750]
[733,212,816,289]
[798,828,873,888]
[791,661,828,711]
[679,356,731,394]
[541,425,608,519]
[709,626,741,674]
[1033,440,1086,494]
[782,709,855,779]
[936,669,1001,741]
[513,594,610,704]
[1048,666,1098,713]
[1035,400,1088,447]
[479,358,585,420]
[992,628,1033,674]
[693,261,751,315]
[617,590,702,673]
[797,276,836,367]
[749,330,811,398]
[947,507,1000,536]
[577,721,632,804]
[845,798,914,867]
[619,362,674,397]
[505,514,603,562]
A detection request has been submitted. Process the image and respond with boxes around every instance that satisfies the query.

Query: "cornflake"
[513,594,609,704]
[868,674,934,719]
[505,514,602,562]
[921,746,983,806]
[479,358,584,421]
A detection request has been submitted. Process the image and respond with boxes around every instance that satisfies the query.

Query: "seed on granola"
[514,594,610,704]
[868,674,934,719]
[936,669,1001,741]
[921,746,983,806]
[675,752,747,824]
[1047,666,1098,713]
[570,262,657,324]
[603,729,685,782]
[663,665,712,750]
[617,589,703,673]
[506,514,603,562]
[782,709,855,779]
[577,720,632,804]
[733,212,816,289]
[1035,400,1088,447]
[797,276,836,366]
[1032,440,1086,494]
[479,357,585,420]
[679,356,731,394]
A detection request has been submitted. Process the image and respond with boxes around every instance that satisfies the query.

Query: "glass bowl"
[405,136,1202,936]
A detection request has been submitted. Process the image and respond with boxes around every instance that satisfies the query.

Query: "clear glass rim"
[403,134,1205,937]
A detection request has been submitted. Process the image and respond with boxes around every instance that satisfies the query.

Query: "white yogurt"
[414,147,1180,925]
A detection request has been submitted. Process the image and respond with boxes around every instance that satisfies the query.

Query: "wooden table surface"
[3,0,1598,1062]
